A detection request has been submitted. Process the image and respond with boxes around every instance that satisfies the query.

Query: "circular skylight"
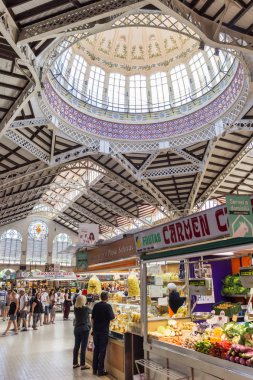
[50,26,235,114]
[42,13,248,146]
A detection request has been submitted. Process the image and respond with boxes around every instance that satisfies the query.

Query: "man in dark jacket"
[91,291,114,376]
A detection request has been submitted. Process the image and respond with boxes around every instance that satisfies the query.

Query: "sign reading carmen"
[134,197,253,253]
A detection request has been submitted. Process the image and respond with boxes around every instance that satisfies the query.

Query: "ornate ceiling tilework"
[44,64,245,141]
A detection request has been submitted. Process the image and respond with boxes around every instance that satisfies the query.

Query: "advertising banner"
[79,223,99,246]
[134,197,253,253]
[226,195,253,238]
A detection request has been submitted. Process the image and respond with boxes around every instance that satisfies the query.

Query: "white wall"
[0,215,78,267]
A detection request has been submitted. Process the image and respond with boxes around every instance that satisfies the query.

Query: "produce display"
[127,273,140,297]
[148,315,253,369]
[174,304,188,318]
[227,344,253,366]
[222,274,249,296]
[158,272,180,282]
[87,275,102,295]
[212,302,241,317]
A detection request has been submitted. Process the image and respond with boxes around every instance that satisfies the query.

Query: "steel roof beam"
[142,164,202,179]
[196,135,253,208]
[10,117,49,129]
[111,151,182,219]
[5,129,50,163]
[18,0,148,43]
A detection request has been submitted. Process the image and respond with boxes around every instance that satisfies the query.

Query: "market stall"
[135,199,253,380]
[85,235,143,380]
[15,269,77,311]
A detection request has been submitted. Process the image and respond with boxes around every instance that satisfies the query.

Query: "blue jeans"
[73,327,89,366]
[93,332,109,374]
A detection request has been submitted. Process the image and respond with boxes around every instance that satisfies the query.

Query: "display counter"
[146,339,253,380]
[86,332,143,380]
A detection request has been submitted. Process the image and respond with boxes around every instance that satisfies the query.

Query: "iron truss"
[16,0,253,52]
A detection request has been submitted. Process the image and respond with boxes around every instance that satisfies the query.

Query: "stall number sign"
[240,267,253,288]
[189,279,210,296]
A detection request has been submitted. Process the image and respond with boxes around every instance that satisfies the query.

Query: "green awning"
[141,237,253,261]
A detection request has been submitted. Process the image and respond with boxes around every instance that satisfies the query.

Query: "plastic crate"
[212,302,241,317]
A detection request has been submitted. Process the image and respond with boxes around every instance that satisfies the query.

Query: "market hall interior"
[1,0,253,379]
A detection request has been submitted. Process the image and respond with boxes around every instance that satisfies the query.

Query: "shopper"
[49,289,56,324]
[31,292,43,330]
[0,287,7,321]
[167,283,186,314]
[2,290,19,336]
[73,295,91,370]
[41,287,50,325]
[18,289,29,331]
[91,291,115,376]
[28,289,35,328]
[3,289,11,321]
[63,288,72,320]
[73,289,80,306]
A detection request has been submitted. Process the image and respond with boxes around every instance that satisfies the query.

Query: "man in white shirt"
[41,287,50,325]
[18,289,29,331]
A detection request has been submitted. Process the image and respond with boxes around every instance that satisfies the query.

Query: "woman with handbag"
[73,295,91,370]
[63,289,72,320]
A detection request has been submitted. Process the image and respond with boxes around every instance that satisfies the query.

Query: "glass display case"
[109,299,160,338]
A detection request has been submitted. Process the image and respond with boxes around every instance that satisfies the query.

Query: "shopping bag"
[87,337,94,352]
[133,374,146,380]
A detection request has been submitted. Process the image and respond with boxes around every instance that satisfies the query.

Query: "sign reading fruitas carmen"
[88,236,136,266]
[134,196,253,253]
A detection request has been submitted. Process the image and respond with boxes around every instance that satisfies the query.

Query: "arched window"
[69,54,87,96]
[189,53,210,97]
[52,233,72,266]
[129,75,148,112]
[87,66,105,106]
[170,64,190,105]
[205,47,223,84]
[0,229,22,264]
[26,221,48,265]
[108,73,126,111]
[150,72,170,111]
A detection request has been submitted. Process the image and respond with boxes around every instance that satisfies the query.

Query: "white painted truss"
[111,151,182,218]
[197,136,253,208]
[142,164,202,179]
[138,152,161,175]
[10,118,49,129]
[18,0,148,43]
[5,129,50,163]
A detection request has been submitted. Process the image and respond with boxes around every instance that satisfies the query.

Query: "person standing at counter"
[73,295,91,370]
[91,291,115,377]
[167,283,186,315]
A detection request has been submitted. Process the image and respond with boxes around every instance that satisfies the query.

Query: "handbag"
[87,336,94,352]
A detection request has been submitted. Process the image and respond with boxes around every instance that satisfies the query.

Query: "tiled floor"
[0,314,113,380]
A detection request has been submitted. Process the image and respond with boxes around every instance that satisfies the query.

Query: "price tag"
[232,315,238,322]
[240,267,253,288]
[158,297,168,306]
[189,278,212,296]
[148,285,163,298]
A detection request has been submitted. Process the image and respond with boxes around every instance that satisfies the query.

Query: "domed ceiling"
[74,27,199,74]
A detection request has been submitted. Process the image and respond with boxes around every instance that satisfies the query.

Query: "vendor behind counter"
[167,283,186,315]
